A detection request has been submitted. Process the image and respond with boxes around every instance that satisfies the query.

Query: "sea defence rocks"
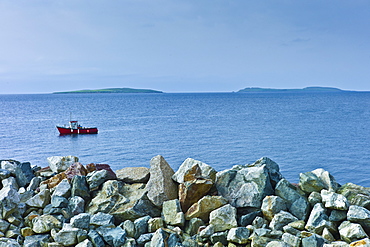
[1,156,370,246]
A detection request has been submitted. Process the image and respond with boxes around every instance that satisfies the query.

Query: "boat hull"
[57,126,98,135]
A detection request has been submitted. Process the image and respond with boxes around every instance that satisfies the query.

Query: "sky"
[0,0,370,94]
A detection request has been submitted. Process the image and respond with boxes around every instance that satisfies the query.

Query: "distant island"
[237,86,348,93]
[53,88,163,94]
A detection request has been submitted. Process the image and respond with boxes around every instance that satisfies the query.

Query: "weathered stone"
[179,175,213,212]
[97,226,127,247]
[146,155,178,208]
[282,232,300,247]
[349,238,370,246]
[337,183,370,209]
[210,231,228,245]
[0,169,11,180]
[134,215,151,239]
[32,215,62,233]
[116,167,150,183]
[23,234,51,247]
[2,177,19,190]
[20,227,34,237]
[88,229,105,247]
[90,212,114,227]
[306,203,336,235]
[330,210,348,222]
[137,233,153,246]
[323,241,349,247]
[162,199,185,227]
[27,177,41,191]
[347,205,370,230]
[266,241,291,247]
[86,170,110,191]
[71,175,90,202]
[275,178,310,220]
[51,225,80,246]
[209,204,237,232]
[0,220,10,233]
[308,191,322,205]
[64,162,88,181]
[250,157,284,187]
[51,195,69,208]
[321,189,349,210]
[172,158,217,184]
[52,179,71,198]
[122,237,137,247]
[185,195,228,222]
[121,220,135,238]
[302,234,326,247]
[42,172,67,189]
[253,215,267,228]
[0,185,20,218]
[148,217,164,233]
[47,156,78,173]
[227,227,250,244]
[151,228,182,247]
[339,221,368,243]
[261,195,287,221]
[269,211,298,231]
[68,196,85,215]
[299,171,327,193]
[185,218,204,235]
[199,224,215,238]
[75,239,94,247]
[1,160,34,188]
[239,210,261,227]
[216,164,274,209]
[26,188,51,208]
[323,227,336,242]
[70,213,91,229]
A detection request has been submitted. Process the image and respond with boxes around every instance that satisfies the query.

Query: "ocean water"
[1,92,369,187]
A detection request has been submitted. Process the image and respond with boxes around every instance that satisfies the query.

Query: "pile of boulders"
[1,155,370,247]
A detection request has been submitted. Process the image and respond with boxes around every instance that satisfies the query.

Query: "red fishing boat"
[56,120,98,135]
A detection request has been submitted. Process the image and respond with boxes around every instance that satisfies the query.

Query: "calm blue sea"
[1,92,369,187]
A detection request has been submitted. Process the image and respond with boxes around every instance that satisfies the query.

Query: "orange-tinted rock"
[183,164,202,182]
[42,172,67,189]
[86,163,97,173]
[185,196,228,222]
[179,178,213,212]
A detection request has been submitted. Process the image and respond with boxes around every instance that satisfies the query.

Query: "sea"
[1,92,369,187]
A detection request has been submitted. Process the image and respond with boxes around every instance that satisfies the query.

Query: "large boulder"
[261,195,287,221]
[185,195,228,222]
[305,203,336,235]
[47,156,78,173]
[116,167,150,183]
[1,160,34,188]
[209,204,237,232]
[275,178,310,220]
[299,168,338,194]
[338,221,368,243]
[145,155,178,208]
[321,189,349,211]
[0,185,20,218]
[216,164,274,209]
[337,183,370,209]
[347,205,370,231]
[269,211,298,231]
[162,199,185,227]
[172,158,217,184]
[249,157,283,187]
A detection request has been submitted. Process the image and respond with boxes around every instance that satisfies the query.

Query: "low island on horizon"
[237,86,351,93]
[53,87,163,94]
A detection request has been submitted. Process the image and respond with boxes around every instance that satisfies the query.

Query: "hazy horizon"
[1,1,370,94]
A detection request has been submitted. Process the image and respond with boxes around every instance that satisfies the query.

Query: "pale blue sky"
[1,0,369,93]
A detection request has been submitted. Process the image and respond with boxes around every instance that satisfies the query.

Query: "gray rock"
[299,171,327,193]
[162,199,185,227]
[1,160,34,188]
[137,233,153,245]
[32,215,62,233]
[308,191,322,205]
[52,179,71,198]
[282,232,300,247]
[47,156,78,173]
[75,239,94,247]
[305,203,336,235]
[302,234,326,247]
[266,241,291,247]
[0,185,20,218]
[68,196,85,216]
[0,220,10,233]
[185,218,204,236]
[250,157,283,187]
[150,228,181,247]
[347,205,370,230]
[51,195,69,208]
[329,210,347,222]
[2,177,19,190]
[27,177,41,191]
[88,230,105,247]
[71,175,90,201]
[25,188,51,208]
[209,204,237,232]
[338,221,368,243]
[199,224,215,238]
[87,169,110,191]
[172,158,217,184]
[239,210,261,226]
[227,227,250,244]
[261,195,287,221]
[90,212,114,227]
[134,215,151,239]
[97,226,127,247]
[321,189,349,210]
[70,213,91,229]
[275,178,310,220]
[269,211,298,231]
[116,167,150,183]
[337,183,370,208]
[210,231,228,245]
[146,155,178,208]
[122,238,136,247]
[23,234,51,247]
[216,164,274,208]
[121,220,135,238]
[148,217,164,233]
[0,169,10,180]
[51,224,80,246]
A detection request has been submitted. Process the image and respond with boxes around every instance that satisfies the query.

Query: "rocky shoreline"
[0,155,370,247]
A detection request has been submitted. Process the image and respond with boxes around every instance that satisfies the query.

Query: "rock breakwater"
[0,155,370,246]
